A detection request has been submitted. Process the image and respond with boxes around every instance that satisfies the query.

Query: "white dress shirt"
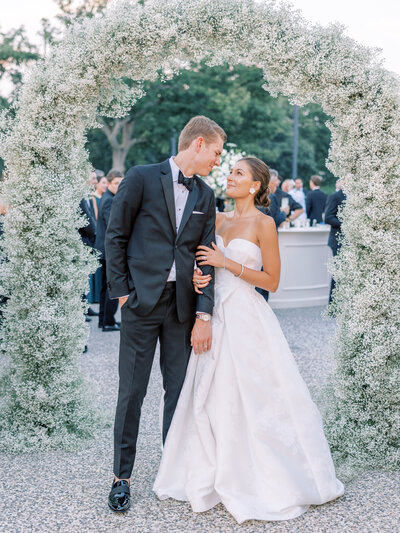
[167,157,194,282]
[289,187,306,220]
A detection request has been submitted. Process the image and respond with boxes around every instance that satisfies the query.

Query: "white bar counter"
[268,225,332,309]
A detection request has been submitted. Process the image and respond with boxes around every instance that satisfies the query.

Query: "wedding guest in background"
[281,178,294,193]
[79,196,96,250]
[90,169,98,189]
[289,177,307,221]
[271,169,304,223]
[88,169,108,306]
[91,168,105,189]
[95,169,124,332]
[325,179,346,303]
[78,189,97,352]
[266,171,289,228]
[79,185,97,299]
[306,175,327,223]
[91,170,108,220]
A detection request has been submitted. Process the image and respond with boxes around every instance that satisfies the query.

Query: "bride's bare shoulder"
[256,211,276,235]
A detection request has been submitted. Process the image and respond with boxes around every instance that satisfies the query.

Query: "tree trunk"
[97,100,159,174]
[112,147,127,172]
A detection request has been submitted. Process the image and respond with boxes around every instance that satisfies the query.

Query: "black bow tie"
[178,171,194,192]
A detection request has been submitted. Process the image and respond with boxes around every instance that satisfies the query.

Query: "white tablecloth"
[268,226,332,309]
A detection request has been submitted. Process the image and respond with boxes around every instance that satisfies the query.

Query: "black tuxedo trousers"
[114,282,193,478]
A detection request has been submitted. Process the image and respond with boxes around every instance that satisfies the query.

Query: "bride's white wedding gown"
[153,235,344,523]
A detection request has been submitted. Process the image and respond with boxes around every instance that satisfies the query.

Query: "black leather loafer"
[102,324,120,332]
[108,479,130,513]
[87,307,99,316]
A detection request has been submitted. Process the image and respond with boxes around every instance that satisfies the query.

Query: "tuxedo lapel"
[160,162,176,234]
[176,179,199,242]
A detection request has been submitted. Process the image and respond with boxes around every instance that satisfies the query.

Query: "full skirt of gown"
[153,236,344,523]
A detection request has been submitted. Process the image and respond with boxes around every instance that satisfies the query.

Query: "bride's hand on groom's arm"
[192,268,211,294]
[196,243,224,268]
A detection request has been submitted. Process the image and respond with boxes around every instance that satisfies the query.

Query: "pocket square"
[192,211,204,214]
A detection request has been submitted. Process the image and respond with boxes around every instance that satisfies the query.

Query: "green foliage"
[87,63,335,190]
[0,27,39,105]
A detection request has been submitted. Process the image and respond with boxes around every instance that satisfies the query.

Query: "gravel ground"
[0,305,398,533]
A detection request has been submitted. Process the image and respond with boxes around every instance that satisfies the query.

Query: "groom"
[105,116,226,512]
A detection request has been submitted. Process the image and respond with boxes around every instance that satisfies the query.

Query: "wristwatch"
[196,312,211,322]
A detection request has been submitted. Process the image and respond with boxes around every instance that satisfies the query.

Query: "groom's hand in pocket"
[119,295,129,308]
[191,319,212,355]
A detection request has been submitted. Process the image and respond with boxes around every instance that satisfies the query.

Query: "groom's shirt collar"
[169,156,193,182]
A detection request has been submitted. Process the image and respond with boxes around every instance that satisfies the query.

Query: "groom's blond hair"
[178,115,226,151]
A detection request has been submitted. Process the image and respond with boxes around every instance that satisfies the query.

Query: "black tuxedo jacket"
[306,188,327,223]
[78,198,96,248]
[325,189,346,255]
[105,160,216,322]
[95,189,115,261]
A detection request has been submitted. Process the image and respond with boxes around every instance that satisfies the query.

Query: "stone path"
[0,306,398,532]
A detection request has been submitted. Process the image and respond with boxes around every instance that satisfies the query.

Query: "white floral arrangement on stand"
[0,0,398,472]
[203,144,246,197]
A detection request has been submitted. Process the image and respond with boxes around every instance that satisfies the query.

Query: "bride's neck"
[232,198,258,218]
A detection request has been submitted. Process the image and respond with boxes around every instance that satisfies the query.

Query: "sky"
[0,0,399,75]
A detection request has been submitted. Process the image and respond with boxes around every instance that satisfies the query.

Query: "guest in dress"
[306,175,327,224]
[91,171,108,220]
[325,179,346,303]
[289,178,307,221]
[95,169,124,331]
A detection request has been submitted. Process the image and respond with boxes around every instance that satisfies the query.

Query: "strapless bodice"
[215,234,262,290]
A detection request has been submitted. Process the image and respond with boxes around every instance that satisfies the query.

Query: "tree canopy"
[88,62,334,189]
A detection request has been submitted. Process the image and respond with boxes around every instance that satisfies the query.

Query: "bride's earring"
[249,187,256,194]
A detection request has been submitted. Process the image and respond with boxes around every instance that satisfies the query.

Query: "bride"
[153,157,344,523]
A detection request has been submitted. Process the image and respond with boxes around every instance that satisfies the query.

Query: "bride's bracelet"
[234,263,244,278]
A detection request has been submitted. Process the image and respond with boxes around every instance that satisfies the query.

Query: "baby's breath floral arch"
[0,0,399,470]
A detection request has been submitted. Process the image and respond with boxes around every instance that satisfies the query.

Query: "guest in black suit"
[78,195,97,328]
[325,180,346,303]
[95,169,124,331]
[105,116,226,512]
[306,175,327,223]
[79,197,96,248]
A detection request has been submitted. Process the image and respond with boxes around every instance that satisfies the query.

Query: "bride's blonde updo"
[239,157,271,209]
